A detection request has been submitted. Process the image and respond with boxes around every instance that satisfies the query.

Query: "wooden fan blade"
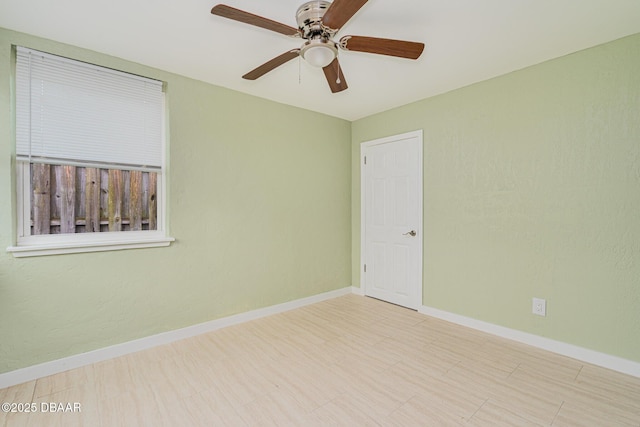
[242,50,300,80]
[322,58,348,93]
[321,0,368,31]
[340,36,424,60]
[211,4,299,37]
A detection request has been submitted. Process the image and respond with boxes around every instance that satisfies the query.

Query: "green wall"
[352,33,640,362]
[1,26,638,376]
[0,28,352,374]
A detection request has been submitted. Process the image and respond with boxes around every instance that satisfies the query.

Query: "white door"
[361,130,423,310]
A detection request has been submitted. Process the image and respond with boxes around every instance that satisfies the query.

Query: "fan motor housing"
[296,1,332,38]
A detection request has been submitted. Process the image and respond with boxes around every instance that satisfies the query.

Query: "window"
[7,47,173,257]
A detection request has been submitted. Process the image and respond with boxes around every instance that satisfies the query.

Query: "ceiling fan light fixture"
[210,1,424,93]
[301,39,337,68]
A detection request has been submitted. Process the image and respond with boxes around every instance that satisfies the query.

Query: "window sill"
[7,233,175,258]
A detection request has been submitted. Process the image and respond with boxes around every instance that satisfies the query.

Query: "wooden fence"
[30,164,157,235]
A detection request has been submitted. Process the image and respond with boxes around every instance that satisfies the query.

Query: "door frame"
[360,129,424,309]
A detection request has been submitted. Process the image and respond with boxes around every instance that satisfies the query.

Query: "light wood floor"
[1,294,639,426]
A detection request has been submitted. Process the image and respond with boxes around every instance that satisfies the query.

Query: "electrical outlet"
[532,298,546,316]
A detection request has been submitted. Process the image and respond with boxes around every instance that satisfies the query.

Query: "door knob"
[403,230,417,237]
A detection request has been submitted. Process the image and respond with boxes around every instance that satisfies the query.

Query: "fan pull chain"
[298,56,302,85]
[336,60,341,84]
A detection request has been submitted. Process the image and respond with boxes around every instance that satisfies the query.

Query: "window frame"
[7,47,173,258]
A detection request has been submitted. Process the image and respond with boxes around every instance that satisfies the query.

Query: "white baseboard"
[4,288,636,389]
[0,286,352,389]
[419,305,640,378]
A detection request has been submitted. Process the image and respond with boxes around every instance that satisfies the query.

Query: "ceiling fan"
[210,0,425,93]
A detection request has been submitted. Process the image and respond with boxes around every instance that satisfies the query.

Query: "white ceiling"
[1,0,640,121]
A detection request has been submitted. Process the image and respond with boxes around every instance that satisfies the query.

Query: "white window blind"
[15,46,164,171]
